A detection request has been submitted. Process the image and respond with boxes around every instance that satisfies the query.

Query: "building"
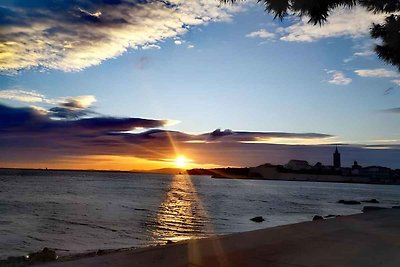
[333,146,341,169]
[351,161,362,175]
[249,163,279,178]
[284,160,311,171]
[360,166,391,179]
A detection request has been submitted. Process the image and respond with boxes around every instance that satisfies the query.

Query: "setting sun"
[175,156,188,168]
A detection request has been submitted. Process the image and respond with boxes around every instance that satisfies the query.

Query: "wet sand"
[39,209,400,267]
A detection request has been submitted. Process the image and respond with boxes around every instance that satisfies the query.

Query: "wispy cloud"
[0,0,243,73]
[391,80,400,86]
[383,107,400,113]
[60,95,96,109]
[279,7,385,42]
[343,43,375,63]
[246,29,275,40]
[353,50,375,57]
[0,89,96,107]
[0,88,98,120]
[354,68,400,78]
[326,70,352,85]
[0,89,51,103]
[142,44,161,50]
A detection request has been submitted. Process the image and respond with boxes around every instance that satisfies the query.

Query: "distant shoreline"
[211,174,400,185]
[0,167,169,175]
[0,167,135,173]
[1,167,400,186]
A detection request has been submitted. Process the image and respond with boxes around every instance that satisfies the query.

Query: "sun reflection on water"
[146,174,230,266]
[150,174,209,243]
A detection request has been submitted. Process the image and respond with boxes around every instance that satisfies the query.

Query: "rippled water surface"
[1,169,400,259]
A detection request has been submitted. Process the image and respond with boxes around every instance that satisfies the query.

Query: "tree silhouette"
[222,0,400,70]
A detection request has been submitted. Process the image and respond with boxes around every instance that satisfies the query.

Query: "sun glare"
[175,156,187,168]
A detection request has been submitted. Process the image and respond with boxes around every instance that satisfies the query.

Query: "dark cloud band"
[1,104,398,168]
[0,103,332,164]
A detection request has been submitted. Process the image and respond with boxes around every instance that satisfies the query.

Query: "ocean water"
[1,170,400,259]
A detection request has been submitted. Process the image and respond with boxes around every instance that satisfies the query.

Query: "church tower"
[333,146,341,168]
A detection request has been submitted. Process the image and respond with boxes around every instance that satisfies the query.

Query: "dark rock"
[96,249,106,255]
[250,216,265,223]
[362,199,379,204]
[313,215,324,221]
[362,206,388,212]
[392,206,400,209]
[28,247,57,263]
[85,252,97,257]
[3,255,27,265]
[338,200,361,205]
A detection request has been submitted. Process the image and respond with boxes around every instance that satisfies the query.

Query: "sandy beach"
[37,209,400,267]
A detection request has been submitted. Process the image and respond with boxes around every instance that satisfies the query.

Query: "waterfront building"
[285,160,311,171]
[351,161,362,175]
[360,166,391,179]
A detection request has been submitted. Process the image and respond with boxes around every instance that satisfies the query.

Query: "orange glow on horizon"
[0,155,220,171]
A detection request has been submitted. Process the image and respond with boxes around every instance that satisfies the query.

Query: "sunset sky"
[1,0,399,170]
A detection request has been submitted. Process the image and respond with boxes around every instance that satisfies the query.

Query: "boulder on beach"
[28,247,57,263]
[250,216,265,223]
[363,206,388,212]
[338,200,361,205]
[1,248,57,266]
[313,215,324,221]
[362,199,379,204]
[97,249,107,256]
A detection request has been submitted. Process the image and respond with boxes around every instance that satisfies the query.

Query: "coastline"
[2,168,399,186]
[32,208,400,267]
[211,174,400,185]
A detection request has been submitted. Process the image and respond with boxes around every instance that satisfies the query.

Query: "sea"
[1,169,400,259]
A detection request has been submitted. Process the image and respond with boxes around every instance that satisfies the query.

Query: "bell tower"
[333,146,341,168]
